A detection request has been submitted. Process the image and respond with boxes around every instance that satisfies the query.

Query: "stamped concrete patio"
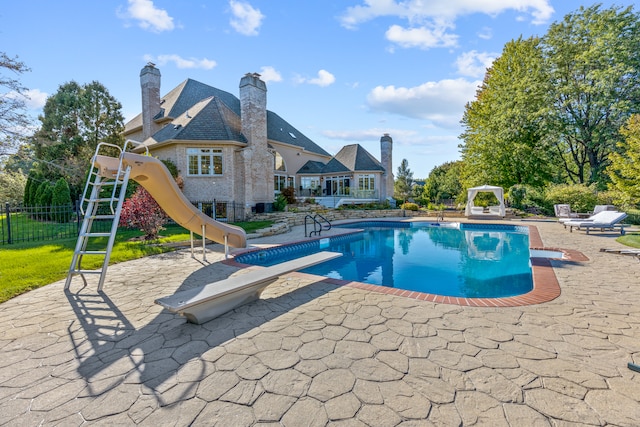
[1,218,640,426]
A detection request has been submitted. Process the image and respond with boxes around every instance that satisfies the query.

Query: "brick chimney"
[380,133,394,199]
[140,63,161,140]
[239,73,273,210]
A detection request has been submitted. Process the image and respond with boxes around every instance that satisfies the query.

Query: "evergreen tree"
[394,159,414,203]
[51,178,72,222]
[23,174,33,206]
[31,80,124,200]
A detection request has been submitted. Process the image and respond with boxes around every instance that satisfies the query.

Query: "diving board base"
[155,251,342,324]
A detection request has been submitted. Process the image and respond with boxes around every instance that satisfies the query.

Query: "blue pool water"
[235,222,534,298]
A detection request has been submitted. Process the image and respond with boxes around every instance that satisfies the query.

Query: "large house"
[123,63,394,216]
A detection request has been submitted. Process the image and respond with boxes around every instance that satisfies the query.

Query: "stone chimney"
[380,133,394,199]
[239,73,273,210]
[140,62,161,140]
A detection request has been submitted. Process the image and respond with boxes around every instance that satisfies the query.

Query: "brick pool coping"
[226,224,588,307]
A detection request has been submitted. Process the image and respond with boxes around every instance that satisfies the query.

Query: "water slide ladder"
[65,143,131,292]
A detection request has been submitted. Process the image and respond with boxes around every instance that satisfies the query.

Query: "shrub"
[507,184,528,210]
[281,186,297,204]
[273,194,287,212]
[401,202,419,211]
[119,186,168,240]
[51,178,72,222]
[23,174,34,206]
[545,184,599,213]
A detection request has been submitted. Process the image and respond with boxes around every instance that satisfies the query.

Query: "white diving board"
[155,251,342,324]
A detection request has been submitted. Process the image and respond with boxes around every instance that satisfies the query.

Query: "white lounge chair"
[563,211,628,234]
[554,204,579,220]
[557,205,617,223]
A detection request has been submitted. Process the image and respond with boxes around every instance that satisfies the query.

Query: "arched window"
[274,151,286,171]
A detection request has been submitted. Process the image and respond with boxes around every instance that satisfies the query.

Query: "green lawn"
[618,232,640,248]
[0,221,272,303]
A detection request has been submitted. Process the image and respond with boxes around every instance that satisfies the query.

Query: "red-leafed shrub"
[119,186,168,240]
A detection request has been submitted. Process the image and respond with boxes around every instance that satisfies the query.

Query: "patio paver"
[1,217,640,426]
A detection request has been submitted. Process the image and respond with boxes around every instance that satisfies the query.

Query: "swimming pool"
[235,222,534,299]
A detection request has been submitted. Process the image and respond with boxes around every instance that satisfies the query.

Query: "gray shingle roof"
[295,144,385,175]
[296,160,326,174]
[125,77,330,156]
[332,144,384,172]
[266,111,330,156]
[321,157,350,174]
[152,96,246,143]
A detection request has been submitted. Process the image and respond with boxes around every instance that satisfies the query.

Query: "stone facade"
[240,73,273,210]
[248,208,447,228]
[380,133,394,199]
[125,65,394,216]
[140,64,162,140]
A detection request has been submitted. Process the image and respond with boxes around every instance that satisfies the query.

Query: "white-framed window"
[325,176,350,196]
[187,148,223,176]
[358,174,375,190]
[274,174,295,193]
[301,177,320,191]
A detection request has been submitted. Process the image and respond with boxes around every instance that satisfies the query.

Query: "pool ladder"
[305,213,331,237]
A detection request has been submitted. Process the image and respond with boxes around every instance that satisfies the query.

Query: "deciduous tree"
[460,37,554,190]
[542,4,640,185]
[0,52,31,157]
[606,114,640,207]
[423,161,463,203]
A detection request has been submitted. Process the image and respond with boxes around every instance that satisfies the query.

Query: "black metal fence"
[190,200,246,223]
[1,200,246,245]
[1,202,84,245]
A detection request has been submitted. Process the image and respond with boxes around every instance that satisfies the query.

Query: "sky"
[2,0,637,178]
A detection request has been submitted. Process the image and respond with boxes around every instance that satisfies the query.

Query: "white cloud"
[455,50,497,78]
[229,1,264,36]
[143,54,216,69]
[259,66,282,83]
[478,26,493,40]
[4,89,48,110]
[24,89,48,109]
[340,0,553,50]
[367,78,480,128]
[385,24,457,49]
[121,0,175,32]
[296,70,336,87]
[340,0,554,27]
[322,127,417,142]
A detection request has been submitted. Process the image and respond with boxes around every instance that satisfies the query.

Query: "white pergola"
[464,184,506,217]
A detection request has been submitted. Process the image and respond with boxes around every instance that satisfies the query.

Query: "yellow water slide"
[96,152,247,249]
